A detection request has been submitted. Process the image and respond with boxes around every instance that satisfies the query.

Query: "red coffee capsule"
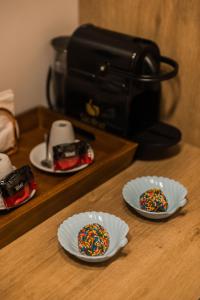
[53,141,93,171]
[0,165,37,209]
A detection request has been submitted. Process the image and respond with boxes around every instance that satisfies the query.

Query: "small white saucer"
[29,142,94,174]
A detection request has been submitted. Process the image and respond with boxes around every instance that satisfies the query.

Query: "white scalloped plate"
[122,176,188,220]
[57,211,129,262]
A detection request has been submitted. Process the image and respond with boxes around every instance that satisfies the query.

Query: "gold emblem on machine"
[86,99,100,117]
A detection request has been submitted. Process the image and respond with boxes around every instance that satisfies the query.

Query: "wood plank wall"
[79,0,200,147]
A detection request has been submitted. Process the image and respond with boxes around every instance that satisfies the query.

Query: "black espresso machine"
[47,24,181,153]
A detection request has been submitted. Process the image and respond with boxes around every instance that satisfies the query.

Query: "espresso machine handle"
[110,56,178,83]
[131,56,178,83]
[46,67,54,110]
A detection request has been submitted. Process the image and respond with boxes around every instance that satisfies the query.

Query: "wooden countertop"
[0,143,200,300]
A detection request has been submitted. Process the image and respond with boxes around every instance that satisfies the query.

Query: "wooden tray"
[0,106,137,248]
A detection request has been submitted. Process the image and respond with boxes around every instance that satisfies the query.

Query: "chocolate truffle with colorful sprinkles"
[78,223,110,256]
[139,188,168,212]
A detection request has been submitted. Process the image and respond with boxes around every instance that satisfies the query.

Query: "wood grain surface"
[0,143,200,300]
[0,107,137,249]
[79,0,200,147]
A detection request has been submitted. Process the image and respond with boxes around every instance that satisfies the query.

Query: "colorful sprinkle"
[139,188,168,212]
[78,223,110,256]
